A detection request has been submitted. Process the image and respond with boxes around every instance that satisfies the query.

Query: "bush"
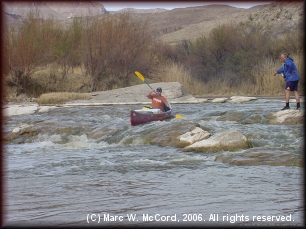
[170,20,303,96]
[5,11,159,96]
[36,92,92,105]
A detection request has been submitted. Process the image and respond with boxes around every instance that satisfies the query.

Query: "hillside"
[3,1,304,45]
[3,1,107,20]
[131,4,250,40]
[110,8,168,14]
[128,2,304,44]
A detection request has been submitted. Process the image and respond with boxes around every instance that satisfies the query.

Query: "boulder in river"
[3,103,56,116]
[177,127,211,147]
[5,123,39,143]
[267,109,304,124]
[38,106,56,113]
[184,129,250,152]
[12,124,31,134]
[228,96,257,103]
[211,98,228,103]
[3,104,38,116]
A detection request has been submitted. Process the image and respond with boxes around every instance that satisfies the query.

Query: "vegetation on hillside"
[3,4,304,102]
[161,21,304,95]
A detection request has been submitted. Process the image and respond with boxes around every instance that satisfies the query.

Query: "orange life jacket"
[149,94,168,111]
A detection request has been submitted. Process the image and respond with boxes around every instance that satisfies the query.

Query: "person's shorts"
[285,80,299,91]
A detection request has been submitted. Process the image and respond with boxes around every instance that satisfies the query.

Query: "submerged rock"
[12,124,31,134]
[216,111,245,122]
[184,129,250,152]
[5,124,39,143]
[241,114,263,124]
[87,127,119,140]
[215,147,303,167]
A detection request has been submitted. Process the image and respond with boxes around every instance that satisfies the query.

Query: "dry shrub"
[36,92,91,105]
[253,58,284,95]
[253,54,304,95]
[207,53,304,96]
[159,61,253,96]
[158,60,204,95]
[159,52,304,97]
[31,65,91,93]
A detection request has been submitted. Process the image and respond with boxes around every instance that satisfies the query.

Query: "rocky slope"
[131,2,304,44]
[3,1,107,20]
[3,1,304,44]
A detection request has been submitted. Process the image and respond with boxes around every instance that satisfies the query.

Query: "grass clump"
[36,92,91,105]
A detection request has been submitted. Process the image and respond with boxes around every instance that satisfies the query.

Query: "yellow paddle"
[134,71,183,119]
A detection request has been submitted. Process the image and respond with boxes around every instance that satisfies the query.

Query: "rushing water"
[4,99,304,226]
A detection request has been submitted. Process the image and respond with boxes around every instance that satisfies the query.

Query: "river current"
[3,98,304,226]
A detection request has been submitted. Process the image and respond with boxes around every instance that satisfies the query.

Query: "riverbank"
[3,82,304,117]
[4,95,291,117]
[4,82,304,105]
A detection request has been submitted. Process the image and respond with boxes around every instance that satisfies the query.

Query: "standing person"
[274,53,300,110]
[146,87,170,112]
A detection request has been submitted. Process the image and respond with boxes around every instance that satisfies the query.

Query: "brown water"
[4,99,304,226]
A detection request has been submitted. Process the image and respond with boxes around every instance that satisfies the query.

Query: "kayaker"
[147,87,170,112]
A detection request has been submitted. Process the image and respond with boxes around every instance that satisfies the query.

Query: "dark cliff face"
[3,1,107,20]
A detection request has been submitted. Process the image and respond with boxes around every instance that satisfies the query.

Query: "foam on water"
[133,158,168,165]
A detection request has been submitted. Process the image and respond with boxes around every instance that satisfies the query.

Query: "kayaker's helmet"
[156,87,162,92]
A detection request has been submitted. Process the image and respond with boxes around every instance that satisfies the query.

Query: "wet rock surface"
[215,147,303,167]
[267,109,304,125]
[183,129,250,152]
[177,127,211,146]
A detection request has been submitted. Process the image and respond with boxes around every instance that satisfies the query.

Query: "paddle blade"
[134,71,145,82]
[175,114,183,119]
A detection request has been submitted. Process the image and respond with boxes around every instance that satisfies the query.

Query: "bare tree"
[6,10,47,95]
[82,13,157,91]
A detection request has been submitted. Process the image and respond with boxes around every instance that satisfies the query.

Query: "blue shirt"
[276,57,300,82]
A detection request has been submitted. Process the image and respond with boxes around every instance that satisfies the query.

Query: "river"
[3,98,304,226]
